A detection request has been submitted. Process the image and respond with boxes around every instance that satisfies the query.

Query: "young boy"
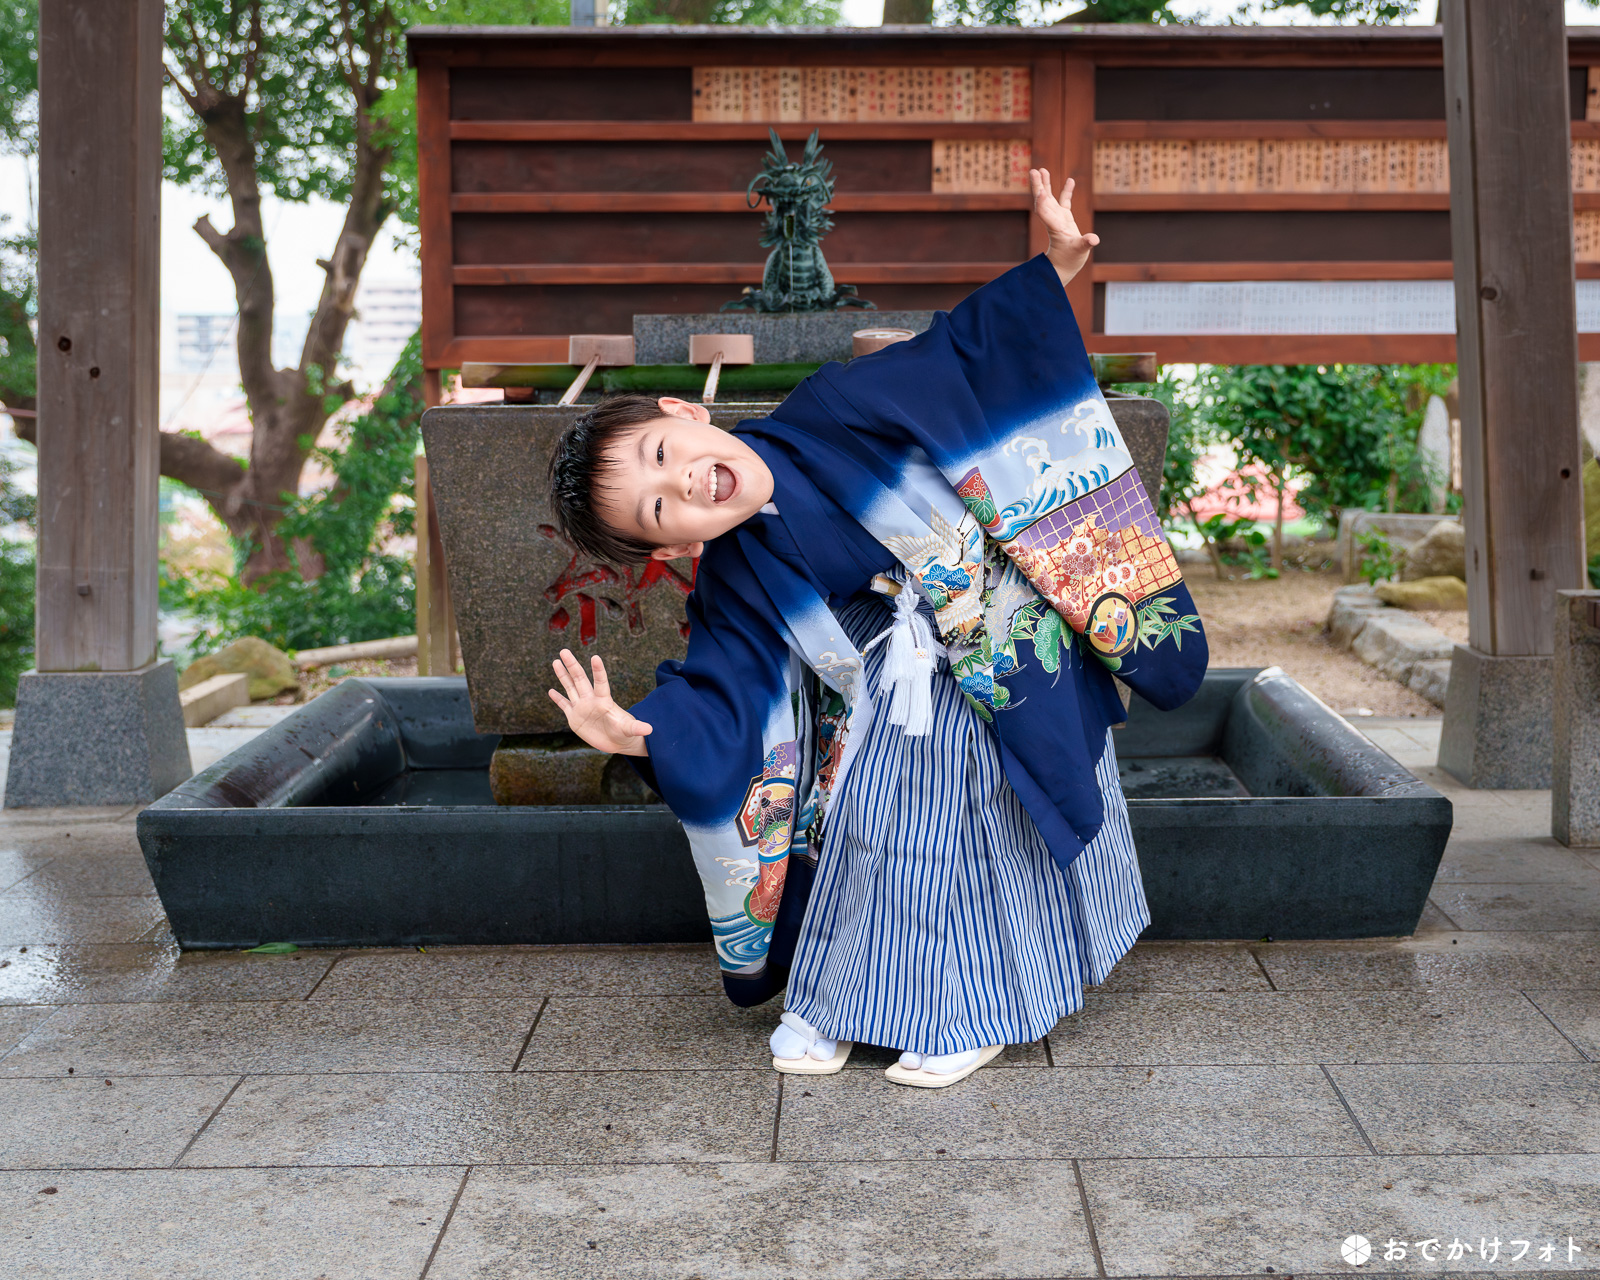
[547,173,1207,1088]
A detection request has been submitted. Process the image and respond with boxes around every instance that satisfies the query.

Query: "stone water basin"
[135,668,1452,949]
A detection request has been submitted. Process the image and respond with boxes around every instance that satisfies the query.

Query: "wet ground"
[1,717,1598,1278]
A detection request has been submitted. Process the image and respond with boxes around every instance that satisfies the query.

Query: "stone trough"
[135,391,1451,950]
[135,667,1451,948]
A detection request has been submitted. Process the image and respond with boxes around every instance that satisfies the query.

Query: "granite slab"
[1079,1152,1600,1275]
[1045,989,1584,1065]
[424,1160,1098,1280]
[1428,881,1600,932]
[1326,1062,1600,1154]
[308,945,724,1001]
[777,1063,1366,1161]
[1255,932,1600,991]
[0,1075,238,1168]
[0,895,168,946]
[180,1070,778,1167]
[0,1167,465,1280]
[0,944,338,1005]
[633,310,936,365]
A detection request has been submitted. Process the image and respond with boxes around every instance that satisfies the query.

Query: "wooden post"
[5,0,190,806]
[1439,0,1588,789]
[35,0,164,673]
[415,368,460,677]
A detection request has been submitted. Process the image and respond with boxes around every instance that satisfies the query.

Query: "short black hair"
[547,393,670,566]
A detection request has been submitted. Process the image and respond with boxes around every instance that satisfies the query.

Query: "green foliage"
[1356,526,1399,585]
[1258,0,1421,20]
[163,333,426,656]
[376,0,570,232]
[0,445,33,707]
[1193,362,1453,525]
[162,1,410,207]
[0,220,35,411]
[1051,1,1180,21]
[615,0,840,22]
[1589,553,1600,591]
[0,0,37,151]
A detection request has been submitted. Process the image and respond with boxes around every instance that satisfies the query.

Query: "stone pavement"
[0,717,1597,1279]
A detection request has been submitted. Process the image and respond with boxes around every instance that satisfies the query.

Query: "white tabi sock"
[897,1047,983,1075]
[770,1010,838,1062]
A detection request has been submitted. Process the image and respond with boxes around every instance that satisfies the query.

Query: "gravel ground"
[1184,556,1463,719]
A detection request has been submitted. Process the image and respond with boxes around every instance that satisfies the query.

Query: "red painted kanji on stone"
[539,525,698,645]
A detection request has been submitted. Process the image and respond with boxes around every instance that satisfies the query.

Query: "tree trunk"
[1181,500,1227,580]
[1270,463,1286,572]
[161,54,391,585]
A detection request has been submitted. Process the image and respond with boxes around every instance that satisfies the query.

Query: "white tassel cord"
[863,584,939,737]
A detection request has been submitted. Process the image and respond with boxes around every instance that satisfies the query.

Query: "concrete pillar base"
[3,662,192,808]
[1553,590,1600,846]
[1438,645,1552,789]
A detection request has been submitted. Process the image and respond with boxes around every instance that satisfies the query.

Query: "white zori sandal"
[884,1044,1005,1088]
[769,1011,853,1075]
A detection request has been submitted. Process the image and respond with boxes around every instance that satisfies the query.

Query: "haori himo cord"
[545,171,1208,1089]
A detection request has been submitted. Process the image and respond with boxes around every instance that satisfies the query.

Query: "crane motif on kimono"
[722,128,876,314]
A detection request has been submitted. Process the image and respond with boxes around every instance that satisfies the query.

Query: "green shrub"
[163,333,424,659]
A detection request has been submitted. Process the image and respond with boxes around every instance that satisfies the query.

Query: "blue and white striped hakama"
[784,591,1151,1056]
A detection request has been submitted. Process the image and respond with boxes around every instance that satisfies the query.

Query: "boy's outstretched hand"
[548,649,654,757]
[1030,168,1099,289]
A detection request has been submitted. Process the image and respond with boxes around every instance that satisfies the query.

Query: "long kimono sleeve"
[624,533,807,1001]
[776,253,1207,712]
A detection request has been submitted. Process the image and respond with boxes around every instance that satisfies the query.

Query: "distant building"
[346,278,421,386]
[173,313,235,372]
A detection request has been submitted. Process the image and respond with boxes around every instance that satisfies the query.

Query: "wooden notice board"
[406,24,1600,368]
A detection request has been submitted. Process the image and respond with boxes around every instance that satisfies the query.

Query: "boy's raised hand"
[1029,168,1099,288]
[548,649,654,757]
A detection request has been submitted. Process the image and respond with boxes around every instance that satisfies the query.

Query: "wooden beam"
[1060,56,1096,339]
[1444,0,1587,657]
[417,59,455,372]
[450,262,1016,286]
[1095,192,1456,212]
[1094,260,1456,281]
[34,0,163,673]
[1093,119,1452,141]
[449,120,1034,143]
[449,192,1032,214]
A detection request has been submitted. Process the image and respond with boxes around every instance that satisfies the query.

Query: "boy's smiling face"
[594,397,776,560]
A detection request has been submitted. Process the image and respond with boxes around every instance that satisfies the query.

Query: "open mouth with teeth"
[709,462,738,504]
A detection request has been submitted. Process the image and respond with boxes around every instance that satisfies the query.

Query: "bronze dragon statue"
[722,129,876,313]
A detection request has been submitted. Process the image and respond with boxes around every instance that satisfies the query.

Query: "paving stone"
[0,1001,283,1077]
[0,896,168,946]
[424,1160,1097,1280]
[1257,933,1600,991]
[1430,881,1600,931]
[1435,839,1600,885]
[1087,941,1273,992]
[182,1070,777,1166]
[0,1076,237,1168]
[1327,1063,1600,1154]
[519,996,1045,1072]
[1046,989,1583,1065]
[1522,990,1600,1060]
[1,854,158,899]
[520,996,789,1072]
[310,945,724,1001]
[0,1167,463,1280]
[1079,1153,1600,1276]
[0,849,53,894]
[777,1063,1365,1160]
[0,1004,58,1058]
[0,822,145,859]
[1416,898,1460,931]
[0,944,337,1005]
[0,806,136,828]
[238,997,545,1074]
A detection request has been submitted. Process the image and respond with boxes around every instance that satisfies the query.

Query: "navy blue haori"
[629,254,1207,1007]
